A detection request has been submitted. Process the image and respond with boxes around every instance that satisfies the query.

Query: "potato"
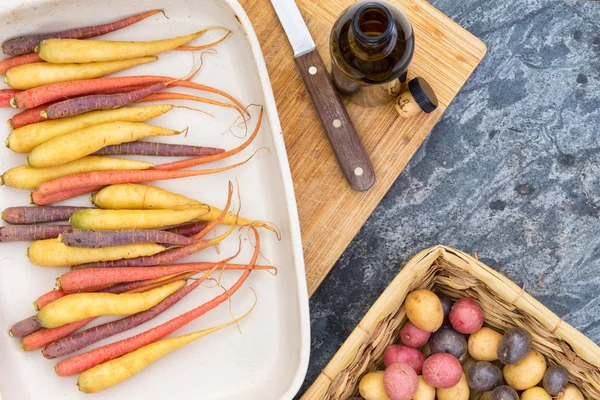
[450,298,484,334]
[556,385,584,400]
[412,376,435,400]
[383,362,419,400]
[461,357,477,376]
[521,387,552,400]
[405,290,444,332]
[480,392,493,400]
[422,353,462,388]
[490,385,519,400]
[542,365,569,395]
[436,372,469,400]
[497,327,532,365]
[399,321,431,348]
[383,345,425,374]
[421,342,431,358]
[467,361,503,392]
[437,292,454,322]
[468,327,503,361]
[503,349,546,390]
[359,371,390,400]
[430,326,468,363]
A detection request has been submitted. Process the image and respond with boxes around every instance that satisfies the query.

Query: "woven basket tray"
[301,245,600,399]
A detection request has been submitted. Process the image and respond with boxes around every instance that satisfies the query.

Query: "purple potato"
[497,327,532,365]
[543,365,569,395]
[467,361,503,392]
[429,326,468,363]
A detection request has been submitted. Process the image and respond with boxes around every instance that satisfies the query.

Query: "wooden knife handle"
[295,48,375,191]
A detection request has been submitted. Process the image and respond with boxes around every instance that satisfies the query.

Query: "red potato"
[449,298,484,334]
[383,345,425,374]
[399,320,431,348]
[422,353,463,388]
[383,363,419,400]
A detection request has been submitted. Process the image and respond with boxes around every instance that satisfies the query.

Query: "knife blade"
[270,0,376,191]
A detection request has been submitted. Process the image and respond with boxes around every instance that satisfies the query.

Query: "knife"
[270,0,376,191]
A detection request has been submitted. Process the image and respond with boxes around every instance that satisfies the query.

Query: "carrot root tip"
[9,97,16,108]
[33,302,40,312]
[34,45,40,53]
[8,329,14,337]
[6,120,13,131]
[40,111,48,119]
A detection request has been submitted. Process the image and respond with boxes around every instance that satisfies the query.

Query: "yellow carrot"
[77,303,252,393]
[4,57,157,90]
[27,122,180,168]
[69,208,209,230]
[5,104,173,153]
[1,156,153,189]
[38,29,211,63]
[37,280,185,328]
[27,239,165,267]
[91,184,264,228]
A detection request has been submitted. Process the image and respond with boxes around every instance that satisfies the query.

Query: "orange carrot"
[141,91,244,119]
[157,106,262,171]
[35,153,256,196]
[0,53,43,74]
[54,227,260,377]
[1,89,21,108]
[21,318,93,351]
[12,75,245,112]
[31,186,105,206]
[34,290,66,311]
[9,102,57,129]
[176,30,232,51]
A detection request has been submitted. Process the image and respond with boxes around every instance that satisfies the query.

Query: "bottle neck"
[348,3,397,59]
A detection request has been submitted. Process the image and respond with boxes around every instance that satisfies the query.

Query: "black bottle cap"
[408,77,438,113]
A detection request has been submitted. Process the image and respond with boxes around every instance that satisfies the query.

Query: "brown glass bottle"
[330,0,415,107]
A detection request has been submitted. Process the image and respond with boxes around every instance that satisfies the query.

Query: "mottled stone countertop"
[298,0,600,396]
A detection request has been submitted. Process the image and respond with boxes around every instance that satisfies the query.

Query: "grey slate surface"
[298,0,600,396]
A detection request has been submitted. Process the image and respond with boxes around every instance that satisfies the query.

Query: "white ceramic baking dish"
[0,1,309,399]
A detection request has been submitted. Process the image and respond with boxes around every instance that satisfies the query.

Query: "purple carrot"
[165,222,209,237]
[42,278,205,359]
[59,228,195,248]
[41,82,166,119]
[2,10,163,56]
[94,142,225,157]
[0,224,70,242]
[2,206,89,224]
[72,228,231,270]
[9,316,41,337]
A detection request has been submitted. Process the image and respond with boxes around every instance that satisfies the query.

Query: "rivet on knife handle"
[295,48,375,191]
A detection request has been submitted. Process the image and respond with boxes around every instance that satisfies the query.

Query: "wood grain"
[295,48,375,191]
[239,0,487,296]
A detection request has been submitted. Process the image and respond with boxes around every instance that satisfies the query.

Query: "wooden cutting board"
[239,0,487,296]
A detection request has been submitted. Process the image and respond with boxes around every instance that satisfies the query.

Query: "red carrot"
[9,102,56,129]
[31,185,105,206]
[164,222,209,237]
[94,141,225,157]
[12,75,246,112]
[60,262,274,292]
[43,274,211,358]
[21,318,94,351]
[141,91,244,117]
[0,53,42,74]
[157,106,263,171]
[59,228,195,248]
[0,224,70,242]
[176,30,232,51]
[99,271,196,294]
[34,290,66,311]
[2,206,88,224]
[2,10,163,56]
[35,152,257,196]
[54,227,260,377]
[1,89,21,108]
[42,82,166,119]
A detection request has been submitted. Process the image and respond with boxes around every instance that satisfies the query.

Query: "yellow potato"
[405,290,444,332]
[503,350,547,390]
[521,387,552,400]
[412,376,435,400]
[436,372,469,400]
[479,392,493,400]
[359,371,389,400]
[556,385,585,400]
[462,357,477,376]
[468,327,503,361]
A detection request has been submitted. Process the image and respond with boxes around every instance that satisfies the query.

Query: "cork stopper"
[395,77,438,118]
